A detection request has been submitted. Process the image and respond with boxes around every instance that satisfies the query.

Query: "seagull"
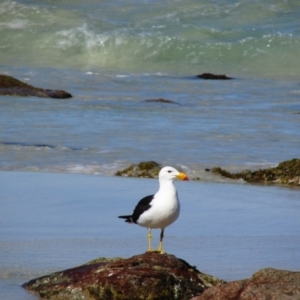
[118,166,189,253]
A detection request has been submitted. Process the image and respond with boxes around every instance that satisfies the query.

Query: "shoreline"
[1,156,299,189]
[114,159,300,188]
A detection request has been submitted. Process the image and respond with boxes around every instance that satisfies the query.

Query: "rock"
[0,74,72,99]
[211,158,300,186]
[44,89,72,99]
[144,98,179,105]
[22,252,225,300]
[190,268,300,300]
[197,73,232,80]
[115,161,162,178]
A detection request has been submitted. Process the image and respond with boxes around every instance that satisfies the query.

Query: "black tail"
[118,215,133,223]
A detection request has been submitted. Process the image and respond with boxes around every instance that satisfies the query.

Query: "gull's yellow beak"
[176,172,189,181]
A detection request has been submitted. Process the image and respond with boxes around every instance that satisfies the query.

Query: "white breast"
[137,183,180,229]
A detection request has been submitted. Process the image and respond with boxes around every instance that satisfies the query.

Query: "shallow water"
[1,171,300,299]
[1,72,299,180]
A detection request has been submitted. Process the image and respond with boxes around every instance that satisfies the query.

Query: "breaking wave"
[1,1,300,77]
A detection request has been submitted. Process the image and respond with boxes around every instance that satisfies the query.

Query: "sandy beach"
[1,171,300,299]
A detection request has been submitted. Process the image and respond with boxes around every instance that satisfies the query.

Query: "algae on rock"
[115,161,162,178]
[212,158,300,186]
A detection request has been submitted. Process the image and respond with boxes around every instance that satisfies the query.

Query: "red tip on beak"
[177,172,189,181]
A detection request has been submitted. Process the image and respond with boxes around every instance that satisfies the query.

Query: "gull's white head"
[158,166,189,182]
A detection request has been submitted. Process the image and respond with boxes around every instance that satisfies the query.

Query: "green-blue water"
[1,0,300,77]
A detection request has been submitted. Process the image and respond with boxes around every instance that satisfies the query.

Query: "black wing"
[118,195,154,224]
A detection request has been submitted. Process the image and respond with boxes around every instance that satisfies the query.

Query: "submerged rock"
[197,73,232,80]
[0,74,72,99]
[22,252,225,300]
[144,98,179,105]
[212,158,300,186]
[191,268,300,300]
[115,161,162,178]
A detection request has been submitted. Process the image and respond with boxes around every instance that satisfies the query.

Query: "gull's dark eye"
[167,170,172,173]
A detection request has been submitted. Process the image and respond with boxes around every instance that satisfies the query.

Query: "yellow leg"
[147,228,154,252]
[157,229,166,254]
[157,241,164,253]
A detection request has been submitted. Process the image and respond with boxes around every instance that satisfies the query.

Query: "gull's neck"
[158,179,176,195]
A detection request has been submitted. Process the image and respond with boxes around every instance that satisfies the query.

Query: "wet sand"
[1,171,300,299]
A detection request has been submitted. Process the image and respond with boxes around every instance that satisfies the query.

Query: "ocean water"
[0,1,300,299]
[1,0,300,76]
[0,0,300,178]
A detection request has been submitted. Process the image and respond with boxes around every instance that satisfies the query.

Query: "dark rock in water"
[115,161,162,178]
[191,268,300,300]
[1,141,82,151]
[144,98,179,105]
[0,74,72,99]
[197,73,232,80]
[212,158,300,186]
[22,252,225,300]
[44,89,72,99]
